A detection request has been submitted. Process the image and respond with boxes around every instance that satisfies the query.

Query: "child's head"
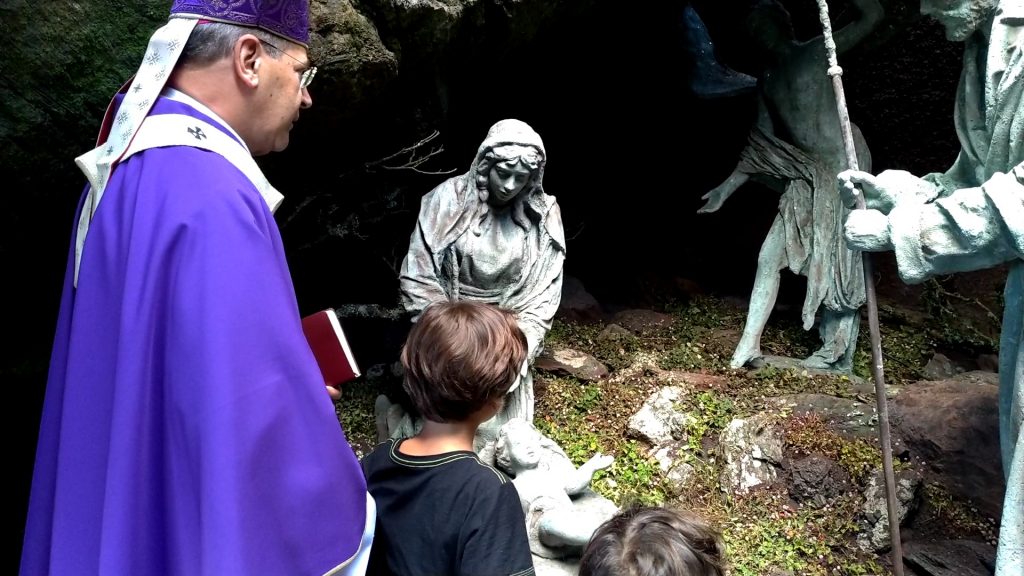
[579,505,725,576]
[401,300,527,424]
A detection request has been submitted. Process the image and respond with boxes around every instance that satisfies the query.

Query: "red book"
[301,308,361,388]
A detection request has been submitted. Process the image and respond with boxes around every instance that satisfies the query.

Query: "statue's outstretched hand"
[844,209,893,251]
[698,186,730,214]
[585,453,615,472]
[698,171,749,214]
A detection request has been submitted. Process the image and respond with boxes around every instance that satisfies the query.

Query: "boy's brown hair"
[401,300,528,423]
[579,505,725,576]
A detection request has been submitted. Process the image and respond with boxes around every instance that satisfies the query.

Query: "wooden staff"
[813,1,904,573]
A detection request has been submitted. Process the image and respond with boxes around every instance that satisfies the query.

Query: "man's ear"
[235,34,262,88]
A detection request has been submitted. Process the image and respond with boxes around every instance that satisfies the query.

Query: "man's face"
[920,0,998,41]
[253,42,313,155]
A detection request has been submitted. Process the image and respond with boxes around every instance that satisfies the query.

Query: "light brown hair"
[401,301,527,423]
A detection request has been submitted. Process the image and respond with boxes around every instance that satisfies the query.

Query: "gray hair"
[178,22,291,67]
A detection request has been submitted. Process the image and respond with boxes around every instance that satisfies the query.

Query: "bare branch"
[365,130,457,175]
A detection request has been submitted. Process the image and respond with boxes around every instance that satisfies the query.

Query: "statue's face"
[505,432,542,469]
[920,0,998,41]
[487,160,532,206]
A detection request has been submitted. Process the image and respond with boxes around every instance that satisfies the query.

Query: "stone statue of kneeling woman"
[494,419,617,559]
[379,119,565,463]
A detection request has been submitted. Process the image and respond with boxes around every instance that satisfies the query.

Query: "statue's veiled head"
[920,0,999,41]
[472,119,547,208]
[485,145,542,207]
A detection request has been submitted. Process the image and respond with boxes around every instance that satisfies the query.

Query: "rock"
[758,355,867,384]
[666,461,696,490]
[309,0,398,114]
[921,352,964,380]
[719,414,784,494]
[902,539,996,576]
[859,468,922,552]
[556,275,604,324]
[650,440,688,473]
[777,393,878,439]
[976,353,999,373]
[890,379,1003,520]
[534,348,608,381]
[951,370,999,386]
[788,455,851,506]
[628,387,692,446]
[674,371,730,390]
[597,324,634,341]
[610,309,674,335]
[649,441,696,491]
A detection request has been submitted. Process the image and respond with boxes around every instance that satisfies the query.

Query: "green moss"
[592,329,643,372]
[852,323,931,386]
[679,390,736,452]
[723,490,884,576]
[544,320,603,350]
[665,296,743,333]
[535,377,618,463]
[659,340,727,371]
[785,413,887,483]
[591,440,668,507]
[535,376,668,506]
[332,292,978,575]
[921,482,1000,545]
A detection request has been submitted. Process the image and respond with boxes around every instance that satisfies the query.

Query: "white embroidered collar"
[161,87,250,154]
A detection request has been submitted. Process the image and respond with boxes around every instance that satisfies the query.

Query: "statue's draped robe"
[886,4,1024,572]
[399,123,564,450]
[738,127,866,355]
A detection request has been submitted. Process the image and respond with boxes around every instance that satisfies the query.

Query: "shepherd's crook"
[814,1,905,573]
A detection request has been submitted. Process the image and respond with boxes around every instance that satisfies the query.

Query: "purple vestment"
[22,96,367,575]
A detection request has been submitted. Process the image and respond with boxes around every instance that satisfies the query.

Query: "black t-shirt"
[361,438,535,576]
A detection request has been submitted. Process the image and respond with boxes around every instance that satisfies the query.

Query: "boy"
[579,505,725,576]
[361,300,535,576]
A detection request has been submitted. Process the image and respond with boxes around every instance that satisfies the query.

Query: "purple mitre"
[170,0,310,47]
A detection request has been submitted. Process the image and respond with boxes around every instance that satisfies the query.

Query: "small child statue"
[494,418,617,559]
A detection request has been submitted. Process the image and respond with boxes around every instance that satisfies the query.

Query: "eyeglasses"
[259,39,318,90]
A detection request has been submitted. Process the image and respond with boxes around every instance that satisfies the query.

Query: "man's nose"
[300,86,312,109]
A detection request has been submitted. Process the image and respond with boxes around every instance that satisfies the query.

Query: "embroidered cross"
[188,126,207,141]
